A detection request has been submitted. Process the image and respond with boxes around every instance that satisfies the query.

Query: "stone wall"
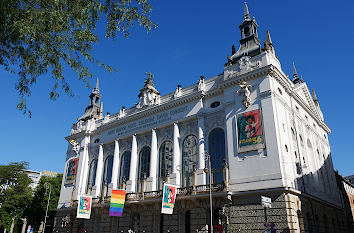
[53,191,351,233]
[228,192,290,233]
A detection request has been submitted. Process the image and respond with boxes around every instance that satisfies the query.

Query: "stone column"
[111,139,120,190]
[170,123,181,186]
[197,116,206,185]
[147,129,158,191]
[79,137,90,195]
[73,136,89,200]
[127,134,138,192]
[92,144,104,198]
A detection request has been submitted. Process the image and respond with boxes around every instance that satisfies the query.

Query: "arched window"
[137,146,151,191]
[182,135,198,187]
[87,159,97,191]
[158,141,173,189]
[208,128,226,184]
[119,151,131,186]
[103,155,113,185]
[244,27,250,37]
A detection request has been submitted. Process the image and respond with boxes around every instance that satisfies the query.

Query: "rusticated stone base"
[53,190,351,233]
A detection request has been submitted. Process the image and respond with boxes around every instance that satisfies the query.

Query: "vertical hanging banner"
[109,190,126,217]
[77,195,92,219]
[161,183,177,214]
[65,158,78,184]
[236,109,265,153]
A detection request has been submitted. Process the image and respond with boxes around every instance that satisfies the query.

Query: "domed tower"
[78,78,103,122]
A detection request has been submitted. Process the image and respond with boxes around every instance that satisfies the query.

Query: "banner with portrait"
[65,158,78,184]
[161,183,177,214]
[77,195,92,219]
[236,109,265,153]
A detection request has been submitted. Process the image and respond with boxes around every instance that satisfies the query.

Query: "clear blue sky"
[0,0,353,177]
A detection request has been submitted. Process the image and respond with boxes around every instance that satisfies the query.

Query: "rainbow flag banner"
[109,190,126,217]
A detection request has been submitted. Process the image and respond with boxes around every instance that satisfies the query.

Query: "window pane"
[119,151,131,185]
[159,141,173,189]
[87,159,97,188]
[139,146,151,180]
[182,135,198,187]
[208,128,226,183]
[104,156,113,184]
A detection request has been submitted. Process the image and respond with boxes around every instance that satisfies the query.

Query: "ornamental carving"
[119,138,131,154]
[69,139,80,155]
[205,112,225,135]
[157,127,173,147]
[88,146,99,159]
[137,133,151,150]
[238,56,260,72]
[224,56,261,80]
[103,143,114,157]
[237,81,252,108]
[179,120,198,138]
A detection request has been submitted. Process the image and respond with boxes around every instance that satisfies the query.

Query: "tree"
[0,162,33,232]
[0,0,156,116]
[24,174,63,231]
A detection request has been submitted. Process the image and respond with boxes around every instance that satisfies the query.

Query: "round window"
[210,101,220,108]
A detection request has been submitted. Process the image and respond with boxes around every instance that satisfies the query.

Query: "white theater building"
[55,3,351,233]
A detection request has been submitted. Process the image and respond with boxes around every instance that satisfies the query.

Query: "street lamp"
[203,151,213,233]
[43,182,52,233]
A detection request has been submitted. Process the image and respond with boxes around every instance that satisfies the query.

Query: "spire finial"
[264,30,275,55]
[93,78,100,93]
[292,62,298,76]
[244,2,251,20]
[312,89,319,105]
[266,30,272,44]
[292,62,303,84]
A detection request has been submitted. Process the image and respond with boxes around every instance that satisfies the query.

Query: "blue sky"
[0,0,353,177]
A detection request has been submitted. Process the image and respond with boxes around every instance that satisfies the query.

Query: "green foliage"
[0,161,29,195]
[0,0,156,116]
[24,174,63,230]
[0,162,32,231]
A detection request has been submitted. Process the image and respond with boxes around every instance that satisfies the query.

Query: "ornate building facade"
[55,3,352,233]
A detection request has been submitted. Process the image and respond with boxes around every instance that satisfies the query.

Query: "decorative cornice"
[94,91,204,135]
[221,65,272,89]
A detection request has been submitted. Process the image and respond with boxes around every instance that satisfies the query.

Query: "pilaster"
[74,136,90,200]
[111,139,120,190]
[92,144,104,198]
[171,123,181,186]
[147,129,158,191]
[127,134,138,192]
[197,116,206,185]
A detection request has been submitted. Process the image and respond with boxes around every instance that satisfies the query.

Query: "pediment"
[293,83,320,118]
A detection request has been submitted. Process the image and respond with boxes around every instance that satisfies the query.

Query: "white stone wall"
[58,48,340,209]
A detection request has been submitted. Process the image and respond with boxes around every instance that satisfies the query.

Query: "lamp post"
[204,151,213,233]
[43,182,52,233]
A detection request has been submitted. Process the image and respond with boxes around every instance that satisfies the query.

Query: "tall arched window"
[158,141,173,189]
[208,128,226,184]
[87,159,97,192]
[103,155,113,185]
[138,146,151,191]
[182,135,198,187]
[119,151,131,186]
